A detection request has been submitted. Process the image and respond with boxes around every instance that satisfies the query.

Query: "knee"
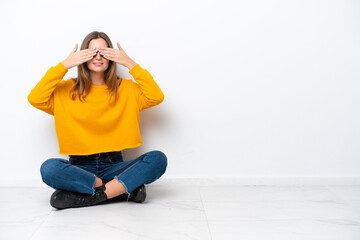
[40,158,67,184]
[147,150,168,173]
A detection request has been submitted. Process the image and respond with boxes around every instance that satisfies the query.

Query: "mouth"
[93,62,103,67]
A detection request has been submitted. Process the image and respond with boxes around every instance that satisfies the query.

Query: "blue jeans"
[40,150,167,196]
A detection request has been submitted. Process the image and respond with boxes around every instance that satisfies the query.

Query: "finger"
[117,42,123,51]
[80,49,97,56]
[100,51,115,58]
[102,54,115,61]
[82,55,95,62]
[99,48,114,53]
[80,52,96,59]
[81,53,96,59]
[81,48,97,53]
[81,57,95,64]
[99,49,111,55]
[72,43,78,53]
[99,49,117,56]
[99,47,114,53]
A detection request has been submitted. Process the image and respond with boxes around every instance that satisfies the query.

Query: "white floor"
[1,182,360,240]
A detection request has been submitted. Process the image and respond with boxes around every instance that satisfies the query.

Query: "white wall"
[1,0,359,186]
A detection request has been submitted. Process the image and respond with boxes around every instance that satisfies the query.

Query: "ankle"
[103,179,127,199]
[93,177,104,188]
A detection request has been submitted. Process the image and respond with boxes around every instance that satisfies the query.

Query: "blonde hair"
[70,31,121,104]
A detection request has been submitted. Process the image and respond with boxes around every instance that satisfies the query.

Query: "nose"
[94,50,103,59]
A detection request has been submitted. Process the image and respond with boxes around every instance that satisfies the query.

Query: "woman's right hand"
[61,44,97,69]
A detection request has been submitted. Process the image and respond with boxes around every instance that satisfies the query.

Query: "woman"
[27,31,167,210]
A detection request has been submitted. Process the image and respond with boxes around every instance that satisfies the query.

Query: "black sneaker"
[103,184,147,204]
[128,184,147,203]
[50,185,108,210]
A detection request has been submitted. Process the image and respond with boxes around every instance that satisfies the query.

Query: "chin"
[92,68,106,72]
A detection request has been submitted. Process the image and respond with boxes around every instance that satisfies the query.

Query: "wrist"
[124,59,137,70]
[61,60,71,69]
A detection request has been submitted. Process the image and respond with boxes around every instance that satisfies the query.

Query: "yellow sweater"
[27,62,164,155]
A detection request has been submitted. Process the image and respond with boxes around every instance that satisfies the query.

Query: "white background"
[0,0,359,186]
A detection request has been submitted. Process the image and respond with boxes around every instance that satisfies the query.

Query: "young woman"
[27,31,167,210]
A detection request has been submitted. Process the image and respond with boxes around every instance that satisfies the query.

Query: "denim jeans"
[40,150,167,196]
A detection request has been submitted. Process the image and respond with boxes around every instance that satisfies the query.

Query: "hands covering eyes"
[61,42,137,70]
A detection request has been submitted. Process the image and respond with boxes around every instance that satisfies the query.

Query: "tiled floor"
[1,183,360,240]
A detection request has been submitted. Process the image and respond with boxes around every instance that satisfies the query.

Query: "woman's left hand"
[99,42,137,70]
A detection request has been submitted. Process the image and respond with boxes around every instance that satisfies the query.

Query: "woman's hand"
[61,43,97,69]
[99,42,137,70]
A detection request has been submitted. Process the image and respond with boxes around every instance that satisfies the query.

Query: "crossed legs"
[40,151,168,201]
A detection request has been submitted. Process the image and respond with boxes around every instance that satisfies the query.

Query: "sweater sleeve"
[129,64,165,111]
[27,62,68,116]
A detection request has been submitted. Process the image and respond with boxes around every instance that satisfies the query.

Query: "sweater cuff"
[55,62,69,75]
[129,64,143,78]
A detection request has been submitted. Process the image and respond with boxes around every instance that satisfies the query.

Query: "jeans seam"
[101,157,143,180]
[113,159,142,199]
[114,154,148,182]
